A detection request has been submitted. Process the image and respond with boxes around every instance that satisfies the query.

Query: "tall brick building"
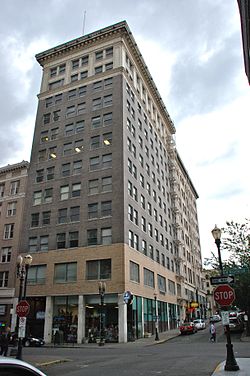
[14,21,205,343]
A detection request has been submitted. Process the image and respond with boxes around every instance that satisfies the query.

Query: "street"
[21,324,249,376]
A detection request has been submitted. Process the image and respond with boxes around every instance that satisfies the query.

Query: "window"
[102,176,112,192]
[95,50,103,60]
[69,231,79,247]
[55,93,63,103]
[105,62,113,71]
[103,94,112,107]
[92,115,101,128]
[44,188,53,203]
[158,275,166,293]
[63,142,72,155]
[48,146,57,160]
[10,181,20,195]
[27,265,46,285]
[93,81,102,91]
[77,102,86,115]
[103,132,112,146]
[45,97,53,107]
[93,97,102,110]
[87,229,97,246]
[142,240,147,255]
[95,65,103,74]
[31,213,39,227]
[0,271,8,287]
[168,279,176,295]
[103,112,112,126]
[79,86,87,96]
[101,201,112,217]
[73,160,82,175]
[0,184,5,197]
[7,202,16,216]
[106,47,113,57]
[80,71,88,80]
[4,224,14,239]
[66,106,76,118]
[104,77,113,89]
[101,227,112,245]
[86,259,111,280]
[144,268,154,288]
[69,206,80,222]
[89,179,98,194]
[57,233,66,249]
[40,236,49,251]
[74,139,84,153]
[91,135,101,150]
[88,203,98,219]
[102,153,112,168]
[48,79,64,90]
[62,163,70,177]
[58,208,67,224]
[82,55,89,65]
[60,186,69,200]
[29,237,38,252]
[54,262,77,283]
[90,156,100,171]
[42,211,51,225]
[53,110,60,121]
[72,183,81,197]
[1,247,11,263]
[130,261,140,283]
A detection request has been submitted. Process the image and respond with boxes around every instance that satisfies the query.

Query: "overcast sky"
[0,0,249,262]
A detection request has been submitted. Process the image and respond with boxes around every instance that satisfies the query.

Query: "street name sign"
[16,300,30,318]
[221,311,230,326]
[210,275,234,285]
[213,284,235,306]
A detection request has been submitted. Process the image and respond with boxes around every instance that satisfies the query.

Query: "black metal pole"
[99,292,105,346]
[215,240,239,371]
[16,271,24,360]
[154,296,159,341]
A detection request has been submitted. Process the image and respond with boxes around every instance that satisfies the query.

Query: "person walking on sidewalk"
[209,322,216,342]
[0,326,11,356]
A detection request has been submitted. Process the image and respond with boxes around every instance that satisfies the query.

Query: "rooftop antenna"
[82,11,86,35]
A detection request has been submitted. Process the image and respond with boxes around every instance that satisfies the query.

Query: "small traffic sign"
[16,300,30,318]
[18,317,27,338]
[213,284,235,306]
[210,275,234,285]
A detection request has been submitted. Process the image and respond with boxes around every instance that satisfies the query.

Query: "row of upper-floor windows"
[44,77,113,110]
[30,200,112,228]
[43,93,113,125]
[0,180,20,197]
[49,47,113,78]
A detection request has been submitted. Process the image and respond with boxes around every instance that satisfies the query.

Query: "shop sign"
[190,302,199,308]
[36,311,45,320]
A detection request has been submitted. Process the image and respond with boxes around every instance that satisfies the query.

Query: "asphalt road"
[23,324,249,376]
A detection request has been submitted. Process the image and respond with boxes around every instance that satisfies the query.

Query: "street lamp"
[211,226,239,371]
[154,294,159,341]
[98,281,106,346]
[16,254,32,360]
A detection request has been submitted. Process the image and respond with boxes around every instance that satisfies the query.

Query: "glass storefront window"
[53,296,78,343]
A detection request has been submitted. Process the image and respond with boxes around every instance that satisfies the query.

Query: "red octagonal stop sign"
[213,284,235,306]
[16,300,30,317]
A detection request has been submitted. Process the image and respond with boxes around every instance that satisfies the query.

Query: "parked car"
[210,315,221,322]
[227,317,244,333]
[180,322,197,335]
[193,319,206,330]
[10,333,45,347]
[0,356,47,376]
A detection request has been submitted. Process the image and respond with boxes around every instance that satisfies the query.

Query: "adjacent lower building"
[12,21,205,343]
[0,161,29,328]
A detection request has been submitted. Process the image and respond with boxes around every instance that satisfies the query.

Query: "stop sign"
[16,300,30,317]
[213,284,235,306]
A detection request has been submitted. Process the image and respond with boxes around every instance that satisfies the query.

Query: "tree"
[205,220,250,335]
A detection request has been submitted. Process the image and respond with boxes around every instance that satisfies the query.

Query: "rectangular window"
[157,275,166,293]
[42,211,51,225]
[88,179,99,195]
[80,70,88,79]
[53,110,60,121]
[1,247,11,263]
[57,233,66,249]
[101,227,112,245]
[102,153,112,168]
[7,201,16,216]
[93,81,102,91]
[48,79,64,90]
[4,224,14,239]
[104,77,113,88]
[92,97,102,110]
[58,208,67,224]
[73,160,82,175]
[144,268,155,288]
[54,262,77,283]
[27,265,46,285]
[92,115,101,128]
[31,213,39,227]
[72,58,79,69]
[87,229,98,246]
[66,106,76,118]
[103,112,112,126]
[95,50,103,60]
[95,65,103,74]
[90,135,101,150]
[69,231,79,247]
[76,120,84,132]
[65,123,74,136]
[130,261,140,283]
[103,132,112,146]
[0,184,5,197]
[62,163,71,177]
[10,181,20,195]
[88,203,98,219]
[68,89,77,100]
[72,183,81,197]
[79,86,87,96]
[103,94,112,107]
[0,271,8,287]
[44,188,53,203]
[77,102,86,114]
[63,142,72,156]
[82,55,89,66]
[40,236,49,251]
[60,186,69,200]
[101,201,112,217]
[86,259,111,280]
[101,176,112,192]
[90,156,100,171]
[29,237,38,252]
[168,279,176,295]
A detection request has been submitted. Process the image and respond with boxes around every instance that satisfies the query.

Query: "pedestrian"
[0,326,11,356]
[209,322,216,342]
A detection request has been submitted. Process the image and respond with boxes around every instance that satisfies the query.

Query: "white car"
[0,356,47,376]
[193,319,206,330]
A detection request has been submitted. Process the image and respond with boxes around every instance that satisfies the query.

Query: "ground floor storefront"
[11,293,181,344]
